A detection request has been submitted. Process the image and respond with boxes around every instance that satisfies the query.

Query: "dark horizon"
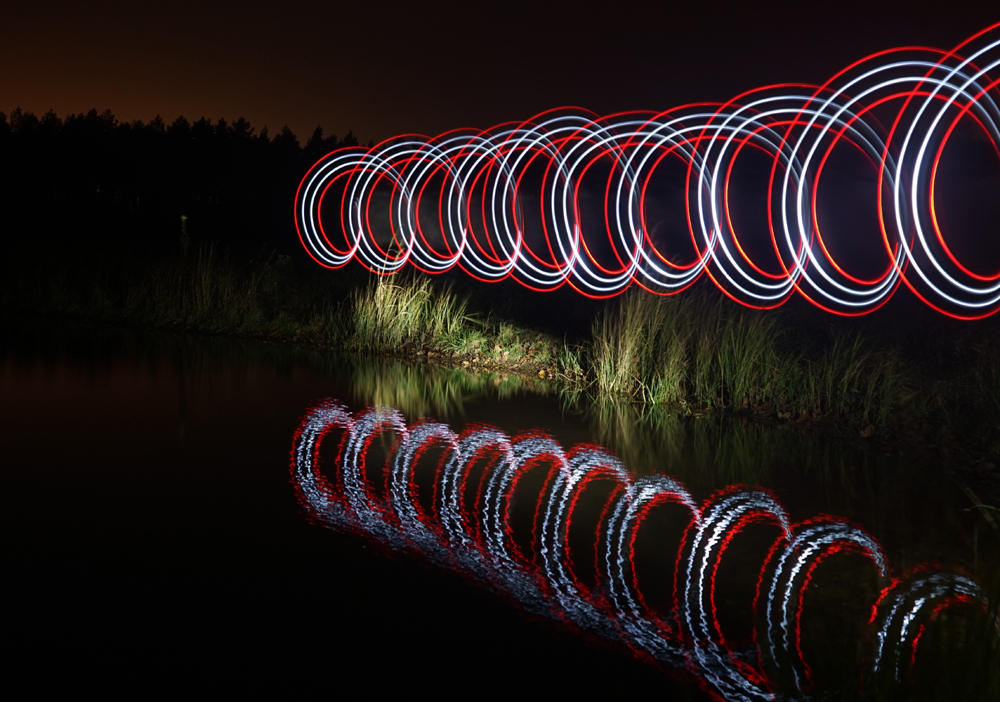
[0,105,363,148]
[3,2,998,146]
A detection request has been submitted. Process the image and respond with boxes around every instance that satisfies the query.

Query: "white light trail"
[295,25,1000,318]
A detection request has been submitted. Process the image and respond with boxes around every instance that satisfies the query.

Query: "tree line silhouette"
[0,108,366,253]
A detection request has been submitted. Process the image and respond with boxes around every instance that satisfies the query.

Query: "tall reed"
[583,290,907,426]
[347,273,473,353]
[588,291,782,409]
[795,332,905,426]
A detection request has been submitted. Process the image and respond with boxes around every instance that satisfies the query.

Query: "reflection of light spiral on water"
[295,24,1000,318]
[291,402,998,700]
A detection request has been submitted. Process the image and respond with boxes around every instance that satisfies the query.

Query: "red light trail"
[295,23,1000,318]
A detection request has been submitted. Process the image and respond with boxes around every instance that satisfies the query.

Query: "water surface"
[3,316,996,698]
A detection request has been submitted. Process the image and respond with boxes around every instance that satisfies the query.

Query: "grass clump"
[796,333,904,427]
[347,274,473,353]
[130,243,279,330]
[586,291,782,409]
[576,289,909,427]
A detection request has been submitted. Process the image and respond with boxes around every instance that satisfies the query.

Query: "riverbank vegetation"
[5,240,1000,465]
[1,106,996,472]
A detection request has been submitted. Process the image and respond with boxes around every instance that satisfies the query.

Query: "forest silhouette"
[0,108,364,253]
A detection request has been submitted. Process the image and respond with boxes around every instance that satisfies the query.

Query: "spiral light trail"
[290,401,998,700]
[295,24,1000,318]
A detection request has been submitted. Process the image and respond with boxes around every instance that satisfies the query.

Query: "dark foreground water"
[3,316,998,699]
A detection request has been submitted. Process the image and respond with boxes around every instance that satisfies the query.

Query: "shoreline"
[3,241,1000,515]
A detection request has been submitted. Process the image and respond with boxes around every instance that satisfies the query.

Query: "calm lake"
[3,316,997,699]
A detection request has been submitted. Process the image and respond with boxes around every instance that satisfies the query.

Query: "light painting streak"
[295,24,1000,318]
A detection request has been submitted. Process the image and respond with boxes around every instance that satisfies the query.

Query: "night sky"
[2,1,997,143]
